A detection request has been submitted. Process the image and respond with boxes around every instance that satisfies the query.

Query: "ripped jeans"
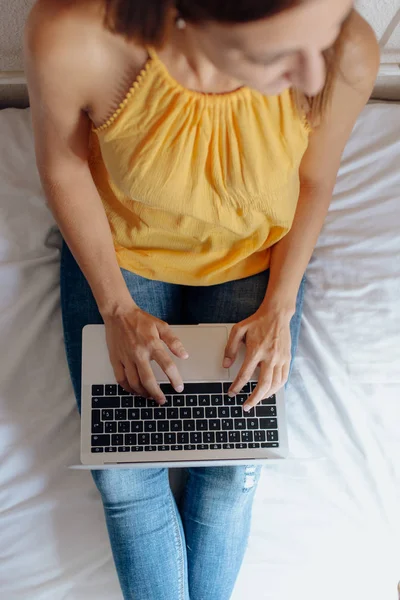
[60,240,305,600]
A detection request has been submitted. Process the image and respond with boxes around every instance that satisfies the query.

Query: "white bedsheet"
[0,104,399,600]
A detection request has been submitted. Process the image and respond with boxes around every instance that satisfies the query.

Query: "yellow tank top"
[88,47,311,286]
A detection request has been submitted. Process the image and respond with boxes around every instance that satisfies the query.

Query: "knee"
[91,467,166,506]
[201,464,262,496]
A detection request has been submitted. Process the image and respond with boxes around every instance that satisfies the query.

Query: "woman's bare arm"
[24,1,134,317]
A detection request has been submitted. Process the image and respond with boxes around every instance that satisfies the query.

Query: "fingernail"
[228,390,235,398]
[175,384,184,393]
[180,350,189,359]
[223,357,231,368]
[243,405,251,413]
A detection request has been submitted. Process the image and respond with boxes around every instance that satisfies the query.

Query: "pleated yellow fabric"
[88,47,311,286]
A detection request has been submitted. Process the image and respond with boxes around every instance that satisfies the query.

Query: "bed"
[0,98,399,599]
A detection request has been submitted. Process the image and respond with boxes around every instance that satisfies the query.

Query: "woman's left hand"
[223,307,293,412]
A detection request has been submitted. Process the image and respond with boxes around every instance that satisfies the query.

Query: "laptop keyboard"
[90,382,279,454]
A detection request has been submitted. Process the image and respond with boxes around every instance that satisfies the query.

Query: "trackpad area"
[151,325,229,383]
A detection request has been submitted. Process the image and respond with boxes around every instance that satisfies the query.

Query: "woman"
[24,1,379,598]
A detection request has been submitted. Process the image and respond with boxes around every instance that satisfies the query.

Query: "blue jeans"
[60,240,305,600]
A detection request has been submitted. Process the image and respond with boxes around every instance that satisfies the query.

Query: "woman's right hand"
[103,301,189,405]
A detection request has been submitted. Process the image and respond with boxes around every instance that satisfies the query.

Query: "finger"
[282,360,290,387]
[135,358,166,404]
[229,353,258,396]
[243,362,274,411]
[223,324,246,368]
[112,360,135,395]
[266,365,283,399]
[152,347,184,393]
[122,362,148,396]
[159,326,189,360]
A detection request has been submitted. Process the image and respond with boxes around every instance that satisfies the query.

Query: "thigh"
[183,270,306,365]
[60,240,184,410]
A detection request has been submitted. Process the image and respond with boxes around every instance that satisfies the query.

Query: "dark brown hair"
[105,0,349,123]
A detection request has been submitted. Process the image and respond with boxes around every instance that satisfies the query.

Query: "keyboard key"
[180,408,191,419]
[229,431,240,442]
[223,395,236,406]
[101,409,114,421]
[165,433,176,445]
[112,434,124,446]
[193,407,204,419]
[261,442,279,448]
[145,446,158,452]
[184,445,196,450]
[234,419,246,430]
[151,433,163,445]
[241,431,253,442]
[115,409,127,420]
[267,430,279,442]
[173,395,185,406]
[144,421,157,432]
[210,444,222,450]
[171,445,183,451]
[246,418,259,430]
[170,420,183,432]
[121,396,133,407]
[118,446,130,452]
[91,447,104,453]
[241,382,251,394]
[221,419,234,430]
[216,431,228,443]
[211,395,223,406]
[125,434,137,445]
[158,445,170,451]
[254,430,266,442]
[186,395,197,406]
[105,422,117,433]
[141,408,153,420]
[205,407,217,419]
[177,432,189,444]
[260,418,278,429]
[190,432,202,444]
[161,382,222,394]
[183,420,196,431]
[92,397,120,409]
[244,407,256,417]
[231,406,242,418]
[236,394,247,406]
[256,406,277,417]
[154,408,166,419]
[92,385,104,396]
[223,382,233,393]
[235,443,248,449]
[147,399,158,407]
[105,384,117,396]
[131,421,144,432]
[128,409,140,420]
[223,443,235,450]
[196,444,209,450]
[118,421,130,433]
[261,395,277,405]
[196,420,208,431]
[138,434,150,445]
[199,395,211,406]
[163,396,172,407]
[167,408,179,420]
[250,382,257,391]
[218,407,230,418]
[91,410,103,433]
[91,434,110,446]
[118,385,128,396]
[134,396,147,407]
[249,442,260,449]
[157,421,169,432]
[209,419,221,431]
[105,446,117,452]
[203,432,215,444]
[131,446,144,452]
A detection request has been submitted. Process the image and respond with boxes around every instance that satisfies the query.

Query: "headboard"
[1,0,399,107]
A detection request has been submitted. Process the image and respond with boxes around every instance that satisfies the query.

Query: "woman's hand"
[103,300,189,405]
[223,307,293,412]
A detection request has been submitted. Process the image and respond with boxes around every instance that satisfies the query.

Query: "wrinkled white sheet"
[0,104,399,599]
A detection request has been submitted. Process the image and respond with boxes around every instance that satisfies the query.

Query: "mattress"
[0,103,399,600]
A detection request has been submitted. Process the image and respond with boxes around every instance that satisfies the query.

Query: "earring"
[176,16,187,30]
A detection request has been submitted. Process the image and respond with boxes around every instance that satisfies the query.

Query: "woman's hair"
[105,0,350,124]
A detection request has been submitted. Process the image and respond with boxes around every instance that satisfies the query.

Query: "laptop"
[79,323,289,468]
